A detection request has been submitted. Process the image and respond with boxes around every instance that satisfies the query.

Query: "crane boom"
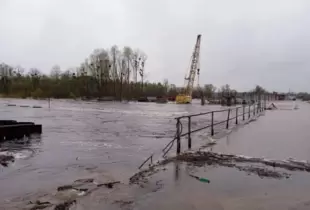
[176,34,202,104]
[185,34,201,95]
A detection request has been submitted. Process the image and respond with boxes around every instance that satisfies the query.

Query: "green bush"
[31,88,44,99]
[69,92,76,99]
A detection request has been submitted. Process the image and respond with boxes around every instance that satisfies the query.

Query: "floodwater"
[1,99,310,209]
[133,162,310,210]
[0,98,224,202]
[130,101,310,210]
[213,101,309,160]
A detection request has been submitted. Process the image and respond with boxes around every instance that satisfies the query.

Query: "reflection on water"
[174,162,180,182]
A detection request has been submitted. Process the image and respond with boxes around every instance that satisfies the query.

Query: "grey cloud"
[1,0,310,91]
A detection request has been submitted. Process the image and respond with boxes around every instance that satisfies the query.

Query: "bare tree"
[163,79,169,94]
[28,68,41,77]
[13,65,25,77]
[50,65,62,79]
[204,84,216,99]
[139,53,147,92]
[110,45,120,80]
[123,46,133,83]
[0,63,13,77]
[28,68,42,90]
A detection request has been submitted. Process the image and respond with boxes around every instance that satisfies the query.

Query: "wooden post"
[235,107,238,124]
[176,119,181,155]
[226,109,231,129]
[188,116,191,149]
[248,104,251,119]
[243,105,245,120]
[211,112,214,136]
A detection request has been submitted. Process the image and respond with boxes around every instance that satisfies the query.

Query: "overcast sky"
[1,0,310,92]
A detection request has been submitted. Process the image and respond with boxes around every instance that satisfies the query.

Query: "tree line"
[0,45,172,99]
[0,44,242,100]
[1,44,297,101]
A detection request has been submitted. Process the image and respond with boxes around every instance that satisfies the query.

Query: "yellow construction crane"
[176,34,202,104]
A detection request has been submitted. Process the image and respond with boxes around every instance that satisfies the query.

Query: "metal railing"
[139,100,267,169]
[163,101,266,156]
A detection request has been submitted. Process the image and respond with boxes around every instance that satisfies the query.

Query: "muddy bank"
[176,151,310,172]
[130,150,310,184]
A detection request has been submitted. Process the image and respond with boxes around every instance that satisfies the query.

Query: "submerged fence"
[172,101,265,155]
[139,100,267,169]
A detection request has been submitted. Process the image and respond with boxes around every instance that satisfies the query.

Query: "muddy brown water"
[132,162,310,210]
[1,99,308,209]
[0,98,226,202]
[213,101,309,160]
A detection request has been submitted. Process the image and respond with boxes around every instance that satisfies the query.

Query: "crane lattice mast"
[185,34,201,96]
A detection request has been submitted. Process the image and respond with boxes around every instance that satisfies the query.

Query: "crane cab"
[176,94,192,104]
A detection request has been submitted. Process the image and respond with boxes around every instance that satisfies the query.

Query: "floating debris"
[57,185,74,191]
[29,200,52,210]
[188,174,210,183]
[97,181,120,188]
[113,200,134,208]
[0,154,14,166]
[73,178,94,184]
[54,200,76,210]
[176,151,310,173]
[235,165,290,179]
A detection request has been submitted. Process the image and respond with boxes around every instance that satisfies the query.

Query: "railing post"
[257,102,259,114]
[226,109,231,129]
[243,105,245,120]
[235,107,238,124]
[253,104,255,116]
[188,116,191,149]
[248,104,251,119]
[176,119,181,155]
[211,112,214,136]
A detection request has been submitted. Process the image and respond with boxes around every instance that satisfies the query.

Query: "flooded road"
[213,101,309,160]
[0,98,223,201]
